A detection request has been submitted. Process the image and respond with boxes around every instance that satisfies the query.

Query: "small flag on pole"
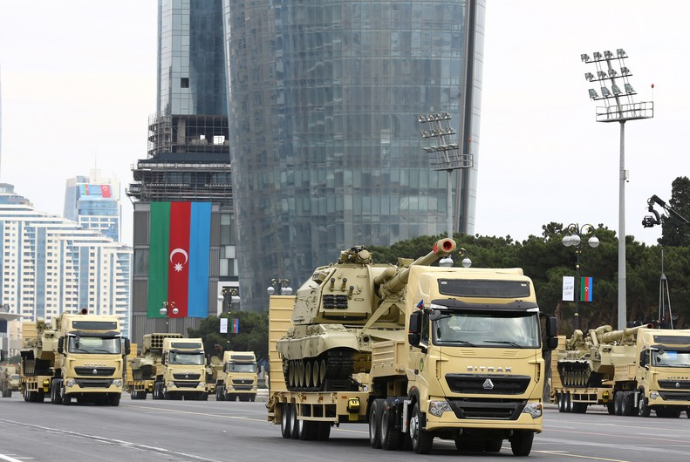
[231,318,239,334]
[581,277,593,302]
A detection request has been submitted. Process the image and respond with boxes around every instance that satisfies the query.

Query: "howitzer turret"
[276,238,456,392]
[557,323,652,388]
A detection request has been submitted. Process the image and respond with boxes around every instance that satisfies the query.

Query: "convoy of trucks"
[267,239,558,456]
[551,323,690,417]
[215,350,259,402]
[129,333,208,400]
[19,311,129,405]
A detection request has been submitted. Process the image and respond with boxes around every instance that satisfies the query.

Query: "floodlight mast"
[418,112,473,258]
[582,49,654,329]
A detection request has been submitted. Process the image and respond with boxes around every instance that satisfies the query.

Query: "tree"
[187,311,269,363]
[659,176,690,247]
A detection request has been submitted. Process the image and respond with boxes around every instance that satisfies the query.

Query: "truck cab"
[155,338,207,400]
[216,351,258,402]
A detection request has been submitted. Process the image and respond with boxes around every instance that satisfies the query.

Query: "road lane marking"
[0,455,25,462]
[533,450,629,461]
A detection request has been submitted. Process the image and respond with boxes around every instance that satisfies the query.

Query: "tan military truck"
[552,324,690,417]
[215,351,258,402]
[267,239,558,456]
[20,311,130,405]
[129,333,182,399]
[155,337,207,400]
[1,365,20,397]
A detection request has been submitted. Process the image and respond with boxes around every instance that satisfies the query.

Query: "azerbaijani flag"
[231,318,239,334]
[581,277,593,302]
[147,202,212,318]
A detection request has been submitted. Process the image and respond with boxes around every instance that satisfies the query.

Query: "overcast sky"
[0,1,687,247]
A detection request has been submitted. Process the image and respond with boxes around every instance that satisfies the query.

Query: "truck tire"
[510,431,534,456]
[380,403,400,450]
[61,386,71,405]
[280,403,292,438]
[638,397,651,417]
[316,422,331,441]
[111,394,121,406]
[289,404,300,439]
[51,380,62,404]
[410,403,433,454]
[368,399,383,449]
[216,385,225,401]
[614,392,623,416]
[621,392,633,416]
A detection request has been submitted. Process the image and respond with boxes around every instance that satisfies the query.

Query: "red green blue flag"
[147,202,212,318]
[581,277,593,302]
[231,318,239,334]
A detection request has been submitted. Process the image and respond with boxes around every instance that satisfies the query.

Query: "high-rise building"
[127,0,237,344]
[64,170,121,242]
[223,0,485,311]
[0,187,132,337]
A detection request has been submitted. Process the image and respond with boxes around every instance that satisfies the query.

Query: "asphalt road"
[1,393,689,461]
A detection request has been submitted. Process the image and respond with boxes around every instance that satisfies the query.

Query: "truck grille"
[448,398,525,420]
[232,379,254,385]
[173,381,200,388]
[75,367,116,377]
[173,373,201,380]
[658,391,690,401]
[74,379,114,388]
[445,374,531,395]
[658,380,690,390]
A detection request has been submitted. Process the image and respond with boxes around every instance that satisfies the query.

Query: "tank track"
[558,361,603,387]
[283,348,357,392]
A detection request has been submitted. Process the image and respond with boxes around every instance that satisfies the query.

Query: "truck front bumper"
[64,378,123,394]
[425,398,543,432]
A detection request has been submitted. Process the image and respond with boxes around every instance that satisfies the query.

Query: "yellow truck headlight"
[522,403,542,418]
[167,382,174,389]
[113,379,122,387]
[649,391,660,399]
[428,400,452,417]
[199,382,206,388]
[66,379,76,387]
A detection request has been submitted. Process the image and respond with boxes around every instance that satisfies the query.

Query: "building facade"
[223,0,486,311]
[0,189,132,337]
[64,170,122,242]
[127,0,237,345]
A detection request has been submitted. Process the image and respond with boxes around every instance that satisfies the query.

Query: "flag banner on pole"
[581,277,593,302]
[562,276,575,301]
[147,202,212,318]
[220,318,228,334]
[231,318,239,334]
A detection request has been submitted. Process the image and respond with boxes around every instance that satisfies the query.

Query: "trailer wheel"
[621,393,633,416]
[638,397,651,417]
[565,392,572,412]
[410,403,433,454]
[510,431,534,456]
[280,403,292,438]
[368,399,383,449]
[290,404,300,439]
[614,392,623,416]
[380,403,401,450]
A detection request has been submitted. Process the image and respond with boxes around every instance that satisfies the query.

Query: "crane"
[642,195,690,230]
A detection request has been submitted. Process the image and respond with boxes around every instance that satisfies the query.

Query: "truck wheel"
[614,392,623,416]
[51,380,62,404]
[410,403,433,454]
[316,422,331,441]
[380,403,401,450]
[298,418,318,441]
[485,438,502,453]
[510,431,534,456]
[216,386,225,401]
[565,392,572,412]
[368,399,383,449]
[61,386,71,406]
[289,404,300,439]
[111,394,121,406]
[250,394,256,402]
[621,393,632,416]
[280,403,292,438]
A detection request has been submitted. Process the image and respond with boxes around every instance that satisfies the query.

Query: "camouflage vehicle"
[1,365,20,397]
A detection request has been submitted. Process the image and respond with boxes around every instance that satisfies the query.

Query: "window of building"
[181,77,189,88]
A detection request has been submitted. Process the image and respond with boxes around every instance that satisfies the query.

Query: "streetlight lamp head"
[562,235,572,247]
[439,256,454,268]
[462,257,472,268]
[570,234,581,247]
[588,235,600,248]
[159,306,167,316]
[172,307,179,316]
[267,286,275,295]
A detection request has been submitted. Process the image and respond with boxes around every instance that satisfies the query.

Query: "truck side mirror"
[124,338,131,356]
[546,316,557,337]
[57,337,64,354]
[408,311,422,347]
[639,351,647,367]
[545,337,558,351]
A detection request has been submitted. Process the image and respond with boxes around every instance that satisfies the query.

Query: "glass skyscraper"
[223,0,485,311]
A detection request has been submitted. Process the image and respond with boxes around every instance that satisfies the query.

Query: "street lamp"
[159,301,178,332]
[418,112,473,266]
[562,224,600,330]
[267,279,293,296]
[582,49,653,329]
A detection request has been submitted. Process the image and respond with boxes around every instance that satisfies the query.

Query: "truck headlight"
[522,403,542,418]
[66,379,76,387]
[113,379,122,387]
[428,400,452,417]
[167,382,174,389]
[649,391,660,399]
[199,382,205,388]
[227,385,234,390]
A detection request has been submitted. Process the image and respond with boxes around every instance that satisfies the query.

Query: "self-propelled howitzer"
[276,238,456,392]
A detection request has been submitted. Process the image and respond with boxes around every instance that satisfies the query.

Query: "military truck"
[129,333,207,400]
[552,324,690,417]
[267,239,558,456]
[20,311,130,405]
[215,351,258,402]
[205,354,223,395]
[1,365,20,397]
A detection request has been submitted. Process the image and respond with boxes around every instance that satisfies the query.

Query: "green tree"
[187,311,269,363]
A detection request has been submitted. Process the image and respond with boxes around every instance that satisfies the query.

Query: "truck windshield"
[652,350,690,367]
[68,336,122,354]
[228,362,257,373]
[169,352,205,365]
[433,312,540,349]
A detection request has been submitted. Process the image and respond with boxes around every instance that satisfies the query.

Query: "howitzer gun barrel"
[598,323,653,344]
[378,238,456,295]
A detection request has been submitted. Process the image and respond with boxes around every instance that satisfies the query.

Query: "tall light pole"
[562,224,600,331]
[582,49,653,329]
[418,112,473,266]
[159,301,178,333]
